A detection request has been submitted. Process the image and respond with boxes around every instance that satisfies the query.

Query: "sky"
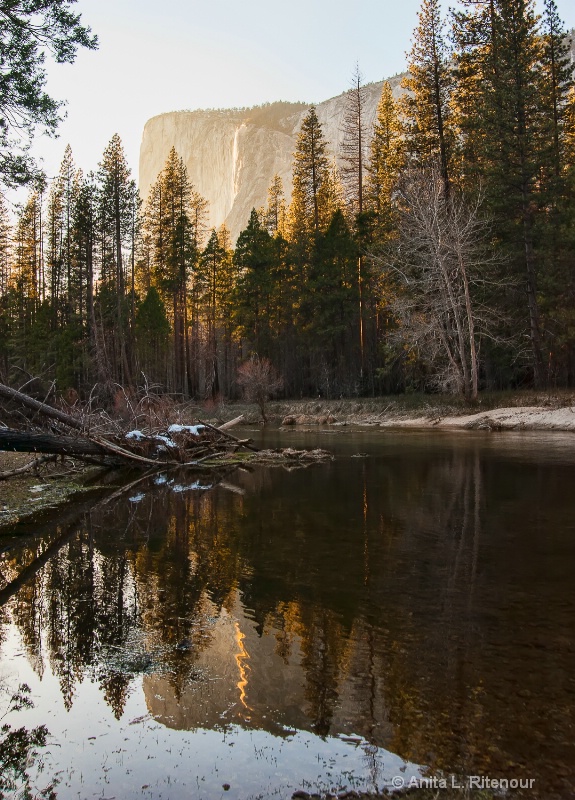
[17,0,575,195]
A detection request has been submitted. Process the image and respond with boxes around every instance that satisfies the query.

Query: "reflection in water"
[0,432,574,798]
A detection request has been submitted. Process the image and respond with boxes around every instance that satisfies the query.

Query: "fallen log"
[0,429,121,462]
[0,382,85,432]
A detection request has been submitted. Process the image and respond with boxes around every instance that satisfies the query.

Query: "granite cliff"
[139,31,574,242]
[138,75,405,241]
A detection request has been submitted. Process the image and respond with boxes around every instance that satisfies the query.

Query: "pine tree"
[366,81,405,238]
[135,286,170,387]
[305,209,361,395]
[234,209,276,357]
[216,223,238,395]
[72,172,102,386]
[197,229,227,398]
[540,0,573,184]
[402,0,455,197]
[144,147,203,395]
[0,192,12,378]
[0,193,11,297]
[264,174,287,236]
[289,107,331,238]
[10,191,43,371]
[0,1,97,187]
[451,0,556,385]
[340,65,368,215]
[45,146,79,329]
[96,134,139,385]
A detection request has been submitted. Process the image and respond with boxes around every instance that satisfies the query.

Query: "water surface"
[1,429,574,798]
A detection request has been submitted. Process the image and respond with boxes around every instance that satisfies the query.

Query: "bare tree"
[236,356,283,423]
[381,164,505,401]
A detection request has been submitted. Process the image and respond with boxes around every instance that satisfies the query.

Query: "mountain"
[139,30,575,242]
[138,76,405,242]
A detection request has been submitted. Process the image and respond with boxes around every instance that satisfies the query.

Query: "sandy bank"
[379,405,575,432]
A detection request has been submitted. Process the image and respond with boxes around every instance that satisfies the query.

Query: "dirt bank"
[224,390,575,431]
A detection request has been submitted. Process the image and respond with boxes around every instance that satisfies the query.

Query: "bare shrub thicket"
[236,356,283,423]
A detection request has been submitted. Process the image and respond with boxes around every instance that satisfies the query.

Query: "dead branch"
[0,455,57,481]
[218,415,244,431]
[199,418,260,451]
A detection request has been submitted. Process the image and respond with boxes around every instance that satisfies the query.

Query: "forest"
[0,0,574,404]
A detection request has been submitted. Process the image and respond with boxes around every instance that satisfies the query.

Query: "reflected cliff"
[1,432,574,798]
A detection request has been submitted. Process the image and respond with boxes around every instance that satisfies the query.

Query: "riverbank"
[195,389,575,431]
[2,389,574,528]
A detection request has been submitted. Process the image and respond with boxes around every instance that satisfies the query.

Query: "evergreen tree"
[451,0,561,385]
[144,147,203,395]
[198,229,227,398]
[0,192,12,378]
[0,1,97,186]
[135,286,170,387]
[10,190,43,372]
[264,174,287,236]
[305,209,361,395]
[0,193,11,297]
[96,134,139,386]
[540,0,573,184]
[402,0,455,197]
[366,81,405,238]
[289,107,331,238]
[234,209,276,357]
[46,146,78,329]
[72,172,101,386]
[340,65,368,215]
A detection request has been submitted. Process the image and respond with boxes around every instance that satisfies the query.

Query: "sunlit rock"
[139,77,405,241]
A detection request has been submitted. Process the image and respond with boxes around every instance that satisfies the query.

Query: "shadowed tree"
[0,0,97,186]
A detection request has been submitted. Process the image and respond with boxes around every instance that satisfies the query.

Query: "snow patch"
[129,493,146,503]
[167,424,206,436]
[153,435,177,448]
[125,430,146,441]
[171,481,212,493]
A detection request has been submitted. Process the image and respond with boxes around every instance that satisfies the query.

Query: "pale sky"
[17,0,575,192]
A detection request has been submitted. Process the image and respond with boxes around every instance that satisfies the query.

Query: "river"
[0,428,574,799]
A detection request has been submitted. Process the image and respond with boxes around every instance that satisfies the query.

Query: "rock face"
[138,76,405,242]
[139,32,575,242]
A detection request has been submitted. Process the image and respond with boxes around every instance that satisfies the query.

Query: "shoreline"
[261,396,575,432]
[2,393,575,529]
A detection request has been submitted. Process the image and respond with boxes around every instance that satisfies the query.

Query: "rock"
[282,415,297,425]
[139,78,406,242]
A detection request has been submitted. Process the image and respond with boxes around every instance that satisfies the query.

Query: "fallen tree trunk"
[0,382,85,432]
[0,429,119,461]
